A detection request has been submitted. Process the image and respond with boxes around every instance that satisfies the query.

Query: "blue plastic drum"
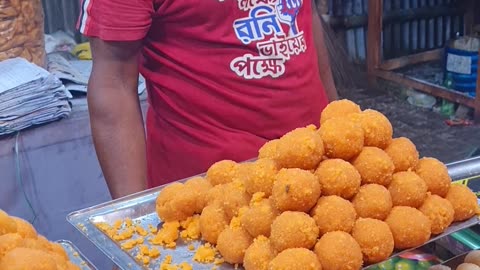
[444,39,479,97]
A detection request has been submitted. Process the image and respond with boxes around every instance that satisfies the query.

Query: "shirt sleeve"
[77,0,154,41]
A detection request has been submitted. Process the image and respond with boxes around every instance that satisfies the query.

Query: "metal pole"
[447,156,480,181]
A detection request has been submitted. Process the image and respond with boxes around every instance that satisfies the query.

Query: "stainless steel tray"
[68,176,236,270]
[68,157,480,270]
[67,179,479,270]
[56,240,97,270]
[441,252,469,268]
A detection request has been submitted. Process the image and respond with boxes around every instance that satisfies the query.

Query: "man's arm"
[88,38,147,199]
[312,2,339,101]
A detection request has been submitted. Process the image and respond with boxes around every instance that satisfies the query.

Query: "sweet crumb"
[148,224,158,234]
[180,216,201,240]
[125,218,133,227]
[193,244,217,263]
[150,221,180,248]
[113,220,123,230]
[120,239,137,250]
[214,258,225,265]
[135,225,148,236]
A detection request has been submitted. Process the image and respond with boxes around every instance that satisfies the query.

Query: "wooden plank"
[367,0,383,87]
[464,0,475,35]
[475,49,480,124]
[379,49,443,71]
[474,24,480,35]
[374,70,475,108]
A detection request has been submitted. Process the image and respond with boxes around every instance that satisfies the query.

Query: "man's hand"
[88,38,147,199]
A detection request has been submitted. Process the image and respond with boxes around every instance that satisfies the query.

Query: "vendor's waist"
[145,81,326,140]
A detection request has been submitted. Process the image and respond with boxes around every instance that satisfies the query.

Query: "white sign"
[446,53,472,75]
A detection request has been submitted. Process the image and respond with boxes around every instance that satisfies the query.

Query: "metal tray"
[67,175,235,270]
[67,174,479,270]
[56,240,97,270]
[441,252,469,268]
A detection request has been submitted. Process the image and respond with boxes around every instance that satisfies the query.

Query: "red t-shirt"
[78,0,328,187]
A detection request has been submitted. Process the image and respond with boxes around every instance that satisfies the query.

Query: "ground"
[340,81,480,164]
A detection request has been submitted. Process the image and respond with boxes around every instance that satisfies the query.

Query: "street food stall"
[1,98,480,270]
[63,101,480,270]
[64,155,480,270]
[2,0,480,269]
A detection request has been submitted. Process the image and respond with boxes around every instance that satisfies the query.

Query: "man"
[78,0,337,199]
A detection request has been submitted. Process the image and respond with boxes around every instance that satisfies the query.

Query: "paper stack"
[0,58,72,136]
[47,53,146,95]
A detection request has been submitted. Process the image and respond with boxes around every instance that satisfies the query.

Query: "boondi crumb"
[135,225,148,236]
[112,227,134,241]
[120,239,137,250]
[179,262,193,270]
[193,243,217,263]
[148,224,158,234]
[151,221,180,248]
[113,220,123,230]
[180,216,201,240]
[139,245,149,256]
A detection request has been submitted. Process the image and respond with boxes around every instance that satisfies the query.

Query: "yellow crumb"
[113,227,135,241]
[73,252,79,257]
[250,192,266,205]
[95,222,109,231]
[160,266,179,270]
[180,217,192,229]
[193,243,217,263]
[179,262,193,270]
[230,217,242,229]
[148,224,158,234]
[160,255,174,270]
[136,244,161,258]
[180,216,201,240]
[135,225,148,236]
[113,220,123,230]
[121,239,138,250]
[158,260,192,270]
[125,218,133,227]
[142,256,150,265]
[81,262,86,265]
[136,237,145,244]
[149,247,160,258]
[151,221,180,248]
[188,244,195,251]
[214,258,225,265]
[139,245,149,256]
[96,222,117,238]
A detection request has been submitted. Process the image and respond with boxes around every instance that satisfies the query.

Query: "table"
[0,95,147,269]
